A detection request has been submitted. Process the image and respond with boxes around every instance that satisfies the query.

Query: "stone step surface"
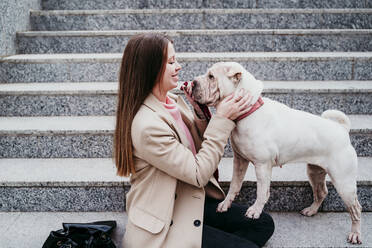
[1,52,371,82]
[17,29,372,53]
[1,211,372,248]
[30,9,372,31]
[0,157,371,212]
[0,115,371,158]
[0,212,127,248]
[0,81,371,116]
[41,0,372,10]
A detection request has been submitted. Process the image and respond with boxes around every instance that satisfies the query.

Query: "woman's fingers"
[237,93,253,108]
[223,93,235,103]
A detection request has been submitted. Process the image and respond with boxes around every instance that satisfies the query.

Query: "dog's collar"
[236,97,264,121]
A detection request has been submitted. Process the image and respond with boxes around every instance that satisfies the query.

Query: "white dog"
[190,62,362,244]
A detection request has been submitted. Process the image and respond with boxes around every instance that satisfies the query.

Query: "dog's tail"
[321,109,351,132]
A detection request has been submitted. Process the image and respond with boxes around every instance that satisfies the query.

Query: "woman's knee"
[259,212,275,234]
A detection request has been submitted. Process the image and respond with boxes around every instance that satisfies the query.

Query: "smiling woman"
[113,33,273,248]
[152,42,182,102]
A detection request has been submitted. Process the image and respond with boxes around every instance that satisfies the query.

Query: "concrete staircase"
[0,0,372,247]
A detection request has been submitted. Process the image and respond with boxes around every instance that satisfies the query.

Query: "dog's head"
[192,62,263,106]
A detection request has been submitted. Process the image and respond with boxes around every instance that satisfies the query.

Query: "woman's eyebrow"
[168,55,175,60]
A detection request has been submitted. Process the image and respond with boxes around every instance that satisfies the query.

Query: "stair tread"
[0,157,371,186]
[2,52,372,63]
[0,115,371,133]
[1,211,372,248]
[1,81,371,94]
[0,212,127,248]
[30,8,372,15]
[18,29,372,36]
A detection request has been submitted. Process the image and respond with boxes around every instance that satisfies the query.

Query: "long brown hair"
[114,33,172,177]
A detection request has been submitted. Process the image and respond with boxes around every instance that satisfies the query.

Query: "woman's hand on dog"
[216,89,253,121]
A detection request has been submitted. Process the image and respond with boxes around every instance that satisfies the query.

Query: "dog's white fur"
[192,62,362,244]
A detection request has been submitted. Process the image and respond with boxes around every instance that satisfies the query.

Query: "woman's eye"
[209,74,214,80]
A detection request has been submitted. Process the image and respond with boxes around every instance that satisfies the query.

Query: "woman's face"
[159,42,181,92]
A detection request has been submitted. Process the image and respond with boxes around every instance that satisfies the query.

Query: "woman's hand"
[216,89,253,120]
[181,81,211,120]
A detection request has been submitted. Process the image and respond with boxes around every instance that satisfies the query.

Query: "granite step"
[30,9,372,31]
[41,0,372,10]
[0,115,371,158]
[17,29,372,54]
[0,157,371,212]
[1,211,372,248]
[1,52,371,83]
[0,212,127,248]
[0,81,371,116]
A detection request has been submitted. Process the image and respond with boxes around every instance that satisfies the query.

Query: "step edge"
[29,8,372,15]
[17,29,372,36]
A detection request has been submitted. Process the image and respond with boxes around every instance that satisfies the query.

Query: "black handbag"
[42,220,117,248]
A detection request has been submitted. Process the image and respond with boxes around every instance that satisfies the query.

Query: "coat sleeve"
[192,109,208,138]
[132,114,235,187]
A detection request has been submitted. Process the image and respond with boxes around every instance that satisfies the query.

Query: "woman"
[114,33,274,248]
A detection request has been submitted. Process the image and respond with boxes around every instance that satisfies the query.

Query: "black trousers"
[202,197,275,248]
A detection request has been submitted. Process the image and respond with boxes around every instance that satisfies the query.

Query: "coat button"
[193,220,201,227]
[175,193,177,199]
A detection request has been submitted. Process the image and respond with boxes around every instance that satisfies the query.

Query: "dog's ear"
[226,67,242,84]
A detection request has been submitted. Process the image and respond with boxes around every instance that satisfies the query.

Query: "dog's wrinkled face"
[192,62,244,106]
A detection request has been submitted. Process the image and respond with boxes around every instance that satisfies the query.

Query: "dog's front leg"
[217,152,249,212]
[246,163,272,219]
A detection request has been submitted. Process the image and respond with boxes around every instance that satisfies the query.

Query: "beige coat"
[123,93,236,248]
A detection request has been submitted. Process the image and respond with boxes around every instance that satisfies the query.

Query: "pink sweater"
[163,96,197,155]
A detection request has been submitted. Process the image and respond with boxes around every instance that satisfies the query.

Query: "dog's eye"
[208,74,214,80]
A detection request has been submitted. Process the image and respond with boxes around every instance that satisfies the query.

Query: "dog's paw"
[216,199,232,212]
[348,231,362,244]
[245,205,262,219]
[300,206,318,217]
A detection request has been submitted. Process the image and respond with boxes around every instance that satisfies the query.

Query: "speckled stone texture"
[42,0,148,10]
[30,11,372,31]
[220,183,372,212]
[40,0,369,10]
[0,0,41,56]
[0,183,369,212]
[1,91,370,117]
[322,186,372,211]
[0,62,71,83]
[0,95,117,116]
[0,186,127,211]
[354,59,372,80]
[263,92,372,115]
[257,0,369,8]
[351,134,372,157]
[204,12,372,30]
[0,134,113,158]
[0,62,118,83]
[181,60,354,81]
[3,57,371,83]
[17,32,372,54]
[0,132,370,158]
[30,12,205,31]
[18,35,129,54]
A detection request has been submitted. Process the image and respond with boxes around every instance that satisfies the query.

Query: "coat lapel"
[143,93,192,151]
[173,94,202,152]
[143,93,225,198]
